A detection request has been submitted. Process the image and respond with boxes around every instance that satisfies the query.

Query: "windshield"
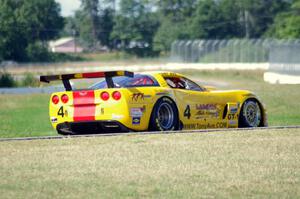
[89,74,159,89]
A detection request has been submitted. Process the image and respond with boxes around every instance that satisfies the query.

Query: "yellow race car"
[40,70,267,135]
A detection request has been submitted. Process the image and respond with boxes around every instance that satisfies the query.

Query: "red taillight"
[101,92,110,101]
[61,94,69,104]
[52,95,59,104]
[112,91,121,100]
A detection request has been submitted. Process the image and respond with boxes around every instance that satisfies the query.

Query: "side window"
[165,77,205,91]
[165,77,186,89]
[184,78,204,91]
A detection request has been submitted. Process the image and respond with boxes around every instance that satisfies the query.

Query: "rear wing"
[40,71,134,91]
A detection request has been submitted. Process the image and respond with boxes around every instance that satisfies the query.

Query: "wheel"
[149,97,179,131]
[239,99,262,128]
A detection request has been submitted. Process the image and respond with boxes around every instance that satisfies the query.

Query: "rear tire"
[239,99,262,128]
[149,97,179,131]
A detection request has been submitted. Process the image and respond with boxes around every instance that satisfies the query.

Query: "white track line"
[1,126,300,142]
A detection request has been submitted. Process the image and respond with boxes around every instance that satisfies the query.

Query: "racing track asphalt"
[0,126,300,142]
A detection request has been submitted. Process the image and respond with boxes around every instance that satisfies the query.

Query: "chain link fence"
[171,39,300,63]
[269,41,300,75]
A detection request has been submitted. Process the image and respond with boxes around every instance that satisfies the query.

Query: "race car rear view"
[40,70,267,135]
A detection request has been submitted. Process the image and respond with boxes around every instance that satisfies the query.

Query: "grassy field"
[0,94,55,138]
[0,70,299,138]
[0,129,299,198]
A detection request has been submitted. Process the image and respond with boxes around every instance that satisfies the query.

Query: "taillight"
[101,92,110,101]
[112,91,121,100]
[61,94,69,104]
[52,95,59,104]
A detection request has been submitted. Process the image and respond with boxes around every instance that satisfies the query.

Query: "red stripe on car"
[82,72,105,78]
[73,90,96,121]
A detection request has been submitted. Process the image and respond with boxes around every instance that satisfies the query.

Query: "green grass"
[0,70,299,138]
[0,94,55,137]
[0,129,299,198]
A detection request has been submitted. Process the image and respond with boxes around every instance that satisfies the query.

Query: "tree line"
[1,0,300,62]
[0,0,64,62]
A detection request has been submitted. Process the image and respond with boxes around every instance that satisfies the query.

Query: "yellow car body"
[40,71,267,134]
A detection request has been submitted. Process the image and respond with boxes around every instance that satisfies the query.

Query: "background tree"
[237,0,291,38]
[0,0,27,61]
[189,0,290,40]
[111,0,159,56]
[267,0,300,38]
[99,8,115,49]
[189,0,227,39]
[75,0,114,50]
[154,0,198,51]
[18,0,64,42]
[0,0,64,62]
[81,0,100,48]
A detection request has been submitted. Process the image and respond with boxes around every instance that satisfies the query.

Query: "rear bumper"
[56,120,131,135]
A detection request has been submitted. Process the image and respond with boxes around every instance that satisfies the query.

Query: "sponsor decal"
[163,72,178,77]
[130,108,143,117]
[195,104,220,119]
[183,122,227,129]
[51,117,58,123]
[132,117,141,125]
[196,104,217,110]
[132,93,144,101]
[229,106,238,114]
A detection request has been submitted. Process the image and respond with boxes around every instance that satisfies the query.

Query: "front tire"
[239,99,262,128]
[149,97,179,131]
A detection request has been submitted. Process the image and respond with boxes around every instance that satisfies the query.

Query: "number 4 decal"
[58,106,64,117]
[184,105,191,119]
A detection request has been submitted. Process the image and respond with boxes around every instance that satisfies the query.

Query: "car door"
[166,76,226,129]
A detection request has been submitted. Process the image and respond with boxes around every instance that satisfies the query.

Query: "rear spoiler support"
[40,71,134,91]
[63,79,72,91]
[105,77,114,89]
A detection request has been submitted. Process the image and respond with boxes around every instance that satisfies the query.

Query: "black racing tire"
[149,97,179,131]
[239,99,262,128]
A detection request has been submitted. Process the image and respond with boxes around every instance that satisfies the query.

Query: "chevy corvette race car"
[40,70,267,135]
